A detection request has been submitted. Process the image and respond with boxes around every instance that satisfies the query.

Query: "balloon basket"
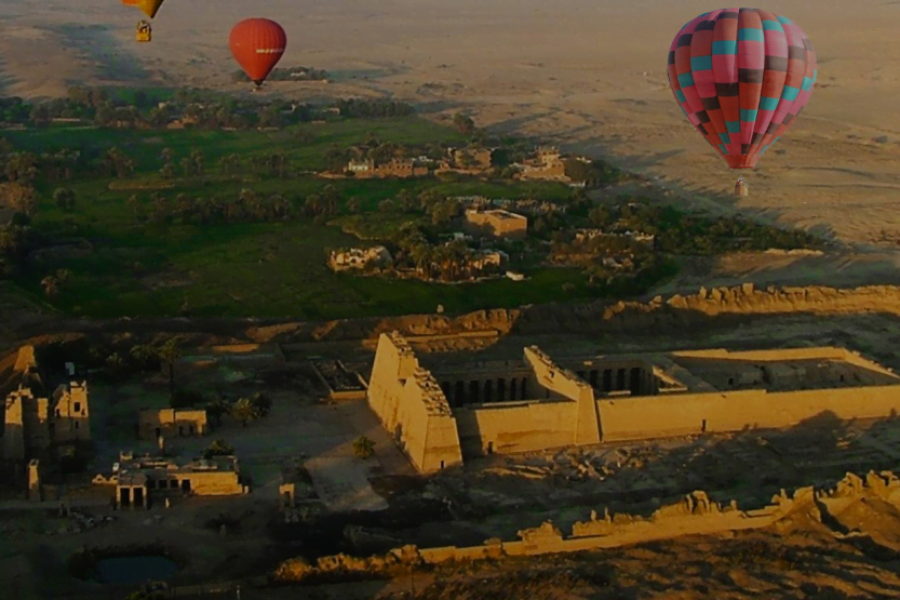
[734,180,749,198]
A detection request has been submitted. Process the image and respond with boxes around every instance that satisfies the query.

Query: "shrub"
[203,439,235,459]
[353,436,375,459]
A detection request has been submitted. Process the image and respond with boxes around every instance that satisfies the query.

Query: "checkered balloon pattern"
[667,8,817,169]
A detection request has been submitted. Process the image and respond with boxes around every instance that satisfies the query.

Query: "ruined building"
[368,332,900,473]
[2,346,91,462]
[138,408,208,440]
[97,451,246,509]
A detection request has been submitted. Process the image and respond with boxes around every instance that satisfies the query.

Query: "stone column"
[27,460,41,502]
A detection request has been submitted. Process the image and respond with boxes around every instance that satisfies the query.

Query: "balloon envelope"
[667,8,817,169]
[229,18,287,85]
[136,0,164,18]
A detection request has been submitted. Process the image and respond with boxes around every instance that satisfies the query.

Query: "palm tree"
[410,244,432,276]
[189,148,204,175]
[157,338,182,402]
[205,397,230,428]
[127,194,141,224]
[175,193,191,219]
[151,193,169,223]
[53,187,75,211]
[179,156,193,178]
[321,185,340,216]
[230,397,259,428]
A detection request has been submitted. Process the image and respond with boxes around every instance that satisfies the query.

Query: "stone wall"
[367,333,463,472]
[454,400,579,456]
[276,471,898,582]
[597,383,900,443]
[369,333,900,470]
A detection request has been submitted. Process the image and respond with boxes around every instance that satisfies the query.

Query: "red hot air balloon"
[667,8,817,173]
[229,18,287,88]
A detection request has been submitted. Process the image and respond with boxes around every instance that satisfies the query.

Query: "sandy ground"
[2,0,900,245]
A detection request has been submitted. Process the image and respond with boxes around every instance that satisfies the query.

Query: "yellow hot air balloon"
[136,0,164,19]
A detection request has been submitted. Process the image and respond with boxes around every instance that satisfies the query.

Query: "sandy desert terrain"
[2,0,900,291]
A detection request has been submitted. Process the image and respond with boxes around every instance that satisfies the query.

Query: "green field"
[9,117,594,319]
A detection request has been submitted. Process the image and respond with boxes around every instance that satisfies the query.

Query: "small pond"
[95,556,178,585]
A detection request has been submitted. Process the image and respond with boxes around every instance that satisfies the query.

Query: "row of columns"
[439,377,531,406]
[574,366,654,395]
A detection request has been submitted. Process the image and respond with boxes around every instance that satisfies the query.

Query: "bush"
[352,436,375,459]
[250,392,272,417]
[203,439,235,459]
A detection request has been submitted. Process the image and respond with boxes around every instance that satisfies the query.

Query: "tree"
[205,397,230,428]
[53,187,76,211]
[353,436,375,459]
[160,162,176,179]
[346,197,362,214]
[190,148,204,175]
[129,344,159,370]
[218,154,241,175]
[452,112,476,137]
[321,185,340,216]
[430,199,458,227]
[203,439,235,460]
[230,397,260,428]
[159,147,173,165]
[250,392,272,418]
[157,338,182,402]
[179,156,193,178]
[127,194,141,224]
[410,244,432,277]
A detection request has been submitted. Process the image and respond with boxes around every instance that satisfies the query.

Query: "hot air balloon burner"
[734,176,749,198]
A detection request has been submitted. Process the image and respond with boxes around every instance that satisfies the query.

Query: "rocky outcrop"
[245,284,900,344]
[13,284,900,351]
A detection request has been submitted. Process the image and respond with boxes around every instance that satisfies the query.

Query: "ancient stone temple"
[368,332,900,472]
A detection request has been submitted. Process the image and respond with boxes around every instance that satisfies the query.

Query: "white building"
[329,246,393,271]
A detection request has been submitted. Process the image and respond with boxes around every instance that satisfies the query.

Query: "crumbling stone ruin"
[274,470,900,583]
[93,450,247,509]
[367,332,900,472]
[2,346,91,463]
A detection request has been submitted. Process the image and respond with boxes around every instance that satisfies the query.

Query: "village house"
[345,157,428,179]
[2,346,91,462]
[519,145,570,182]
[469,249,510,271]
[347,158,375,174]
[436,146,494,174]
[138,408,208,441]
[328,246,393,271]
[463,209,529,241]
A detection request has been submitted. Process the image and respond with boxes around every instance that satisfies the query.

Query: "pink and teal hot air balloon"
[667,8,817,169]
